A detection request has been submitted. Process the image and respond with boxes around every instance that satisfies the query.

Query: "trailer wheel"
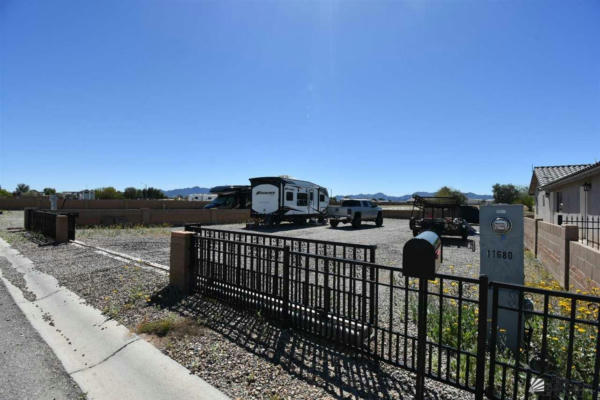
[330,219,339,228]
[375,212,383,227]
[352,213,361,228]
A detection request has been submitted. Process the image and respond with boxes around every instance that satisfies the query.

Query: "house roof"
[529,162,600,193]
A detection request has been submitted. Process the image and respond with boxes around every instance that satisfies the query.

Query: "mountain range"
[162,186,492,201]
[162,186,210,198]
[334,192,493,202]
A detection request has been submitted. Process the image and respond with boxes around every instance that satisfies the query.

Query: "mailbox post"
[403,231,442,400]
[480,205,524,354]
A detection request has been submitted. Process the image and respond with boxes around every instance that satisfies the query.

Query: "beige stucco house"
[529,162,600,224]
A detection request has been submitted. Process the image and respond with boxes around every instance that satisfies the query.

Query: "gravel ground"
[77,226,176,266]
[209,219,481,278]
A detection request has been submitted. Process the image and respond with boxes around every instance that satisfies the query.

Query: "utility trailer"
[250,176,329,226]
[409,195,476,240]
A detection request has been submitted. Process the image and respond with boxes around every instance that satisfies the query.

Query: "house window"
[297,193,307,206]
[556,192,563,212]
[286,192,293,201]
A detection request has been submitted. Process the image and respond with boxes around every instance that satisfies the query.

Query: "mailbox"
[403,231,442,280]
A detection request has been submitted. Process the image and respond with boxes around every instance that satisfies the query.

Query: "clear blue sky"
[1,1,599,196]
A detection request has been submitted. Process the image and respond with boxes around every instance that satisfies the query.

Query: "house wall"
[534,173,600,223]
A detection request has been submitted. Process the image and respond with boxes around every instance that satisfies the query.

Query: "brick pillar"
[170,231,195,294]
[563,225,579,290]
[55,215,69,243]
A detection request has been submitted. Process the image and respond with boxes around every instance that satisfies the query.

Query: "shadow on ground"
[149,285,455,400]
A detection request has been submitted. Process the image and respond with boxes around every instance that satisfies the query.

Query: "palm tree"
[14,183,30,196]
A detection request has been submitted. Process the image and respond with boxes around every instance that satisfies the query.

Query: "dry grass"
[136,316,206,338]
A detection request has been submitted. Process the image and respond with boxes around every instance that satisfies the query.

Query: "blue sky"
[1,1,598,196]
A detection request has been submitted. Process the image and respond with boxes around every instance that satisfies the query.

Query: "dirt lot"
[75,218,480,278]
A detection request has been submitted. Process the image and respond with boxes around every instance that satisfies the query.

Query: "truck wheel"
[330,219,339,228]
[375,212,383,227]
[352,213,361,228]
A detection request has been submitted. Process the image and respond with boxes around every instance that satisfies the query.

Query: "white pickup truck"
[328,199,383,228]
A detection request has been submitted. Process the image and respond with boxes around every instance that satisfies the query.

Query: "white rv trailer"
[250,176,329,225]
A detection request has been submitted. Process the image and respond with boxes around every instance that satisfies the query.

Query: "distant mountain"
[163,186,210,198]
[335,192,493,202]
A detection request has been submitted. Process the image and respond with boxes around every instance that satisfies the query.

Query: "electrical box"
[480,205,524,353]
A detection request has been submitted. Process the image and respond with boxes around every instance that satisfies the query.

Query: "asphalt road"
[0,263,84,400]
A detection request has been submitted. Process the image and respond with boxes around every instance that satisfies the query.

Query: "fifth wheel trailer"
[250,176,329,225]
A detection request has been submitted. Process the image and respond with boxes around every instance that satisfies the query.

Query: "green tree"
[492,183,520,204]
[22,190,40,197]
[515,185,534,211]
[123,187,141,199]
[435,186,467,204]
[142,187,165,199]
[13,183,30,196]
[43,187,56,195]
[0,188,11,197]
[94,187,123,199]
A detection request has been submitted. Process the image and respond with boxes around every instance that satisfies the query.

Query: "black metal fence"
[189,228,600,399]
[25,209,77,242]
[185,224,376,262]
[562,215,600,250]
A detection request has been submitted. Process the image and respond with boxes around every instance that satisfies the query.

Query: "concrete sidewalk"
[0,238,229,400]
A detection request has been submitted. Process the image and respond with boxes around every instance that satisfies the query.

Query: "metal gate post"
[282,246,290,324]
[475,275,489,400]
[369,247,376,326]
[415,277,428,400]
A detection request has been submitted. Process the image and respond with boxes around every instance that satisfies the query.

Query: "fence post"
[475,274,489,400]
[415,277,429,400]
[369,247,376,326]
[486,284,500,398]
[282,246,290,323]
[55,215,69,243]
[169,231,195,295]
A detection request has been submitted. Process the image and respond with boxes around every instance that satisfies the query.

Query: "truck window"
[341,200,360,207]
[297,193,307,206]
[286,192,293,201]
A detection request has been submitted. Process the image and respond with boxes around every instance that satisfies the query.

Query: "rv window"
[319,194,325,202]
[297,193,307,206]
[286,192,293,201]
[310,192,314,201]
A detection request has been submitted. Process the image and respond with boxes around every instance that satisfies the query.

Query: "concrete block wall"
[0,198,210,210]
[569,241,600,291]
[524,217,541,255]
[536,221,579,289]
[69,208,250,227]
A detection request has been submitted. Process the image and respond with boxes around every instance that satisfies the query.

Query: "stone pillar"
[170,231,195,294]
[55,215,69,243]
[141,208,151,226]
[563,224,579,290]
